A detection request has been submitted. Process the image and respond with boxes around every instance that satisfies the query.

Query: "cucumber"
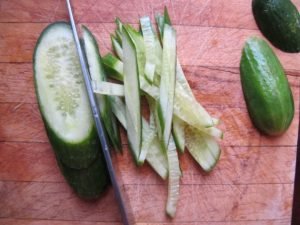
[252,0,300,53]
[56,153,109,199]
[240,37,294,136]
[157,24,176,149]
[34,22,100,169]
[82,26,121,152]
[122,25,143,164]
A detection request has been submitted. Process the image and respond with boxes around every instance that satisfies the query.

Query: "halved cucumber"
[34,22,99,169]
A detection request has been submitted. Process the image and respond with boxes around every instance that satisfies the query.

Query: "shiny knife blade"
[65,1,130,224]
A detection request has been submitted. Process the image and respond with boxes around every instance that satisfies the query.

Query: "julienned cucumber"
[240,37,294,136]
[57,153,109,199]
[252,0,300,53]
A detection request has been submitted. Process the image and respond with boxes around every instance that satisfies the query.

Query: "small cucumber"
[34,22,100,169]
[240,37,294,136]
[252,0,300,53]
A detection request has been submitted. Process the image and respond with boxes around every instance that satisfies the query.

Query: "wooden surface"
[0,0,299,224]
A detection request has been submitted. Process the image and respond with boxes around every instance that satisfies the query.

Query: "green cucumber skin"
[56,153,109,199]
[82,26,122,152]
[33,22,99,169]
[240,37,294,136]
[252,0,300,53]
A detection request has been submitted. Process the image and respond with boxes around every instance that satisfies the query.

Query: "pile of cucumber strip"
[83,8,223,217]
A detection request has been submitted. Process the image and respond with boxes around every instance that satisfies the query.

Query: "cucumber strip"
[155,14,164,41]
[140,16,162,82]
[139,116,155,164]
[124,24,146,80]
[93,81,124,96]
[82,26,121,152]
[185,125,221,172]
[158,24,176,148]
[172,115,185,153]
[111,95,168,179]
[122,26,142,164]
[144,62,156,83]
[174,81,214,128]
[102,53,124,82]
[110,96,127,129]
[166,136,181,217]
[111,34,123,60]
[146,136,168,179]
[34,22,100,169]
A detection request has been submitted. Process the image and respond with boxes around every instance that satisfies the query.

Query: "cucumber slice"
[185,125,221,172]
[82,26,121,152]
[172,115,185,153]
[110,96,127,129]
[110,95,168,179]
[34,22,99,169]
[166,136,180,217]
[57,153,109,199]
[158,24,176,148]
[93,81,124,96]
[102,53,124,82]
[122,26,142,164]
[111,34,123,60]
[140,16,162,83]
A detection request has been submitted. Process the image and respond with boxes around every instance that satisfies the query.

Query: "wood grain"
[0,219,121,225]
[0,219,291,225]
[0,181,292,223]
[0,142,295,185]
[0,181,121,222]
[0,0,299,30]
[0,142,63,182]
[1,23,300,74]
[1,102,298,147]
[125,183,293,222]
[0,0,299,224]
[1,63,299,106]
[114,145,296,185]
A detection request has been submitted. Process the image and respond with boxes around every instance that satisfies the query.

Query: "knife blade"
[65,1,130,224]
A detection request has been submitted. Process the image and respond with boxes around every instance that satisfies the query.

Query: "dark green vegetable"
[240,37,294,136]
[57,153,109,199]
[252,0,300,53]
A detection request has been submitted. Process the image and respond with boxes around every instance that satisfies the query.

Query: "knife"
[65,1,130,224]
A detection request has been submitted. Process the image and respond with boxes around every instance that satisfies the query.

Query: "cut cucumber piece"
[82,26,121,152]
[111,34,123,60]
[185,125,221,172]
[172,115,185,153]
[93,81,124,96]
[158,24,176,148]
[122,26,142,164]
[102,53,124,82]
[111,95,168,179]
[57,153,109,199]
[110,96,127,129]
[34,22,99,169]
[166,136,180,217]
[140,16,162,83]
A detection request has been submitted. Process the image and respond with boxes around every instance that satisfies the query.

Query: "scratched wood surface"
[0,0,299,224]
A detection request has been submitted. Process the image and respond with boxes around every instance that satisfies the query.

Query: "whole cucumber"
[252,0,300,53]
[240,37,294,136]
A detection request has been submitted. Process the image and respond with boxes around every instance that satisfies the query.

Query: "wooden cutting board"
[0,0,300,224]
